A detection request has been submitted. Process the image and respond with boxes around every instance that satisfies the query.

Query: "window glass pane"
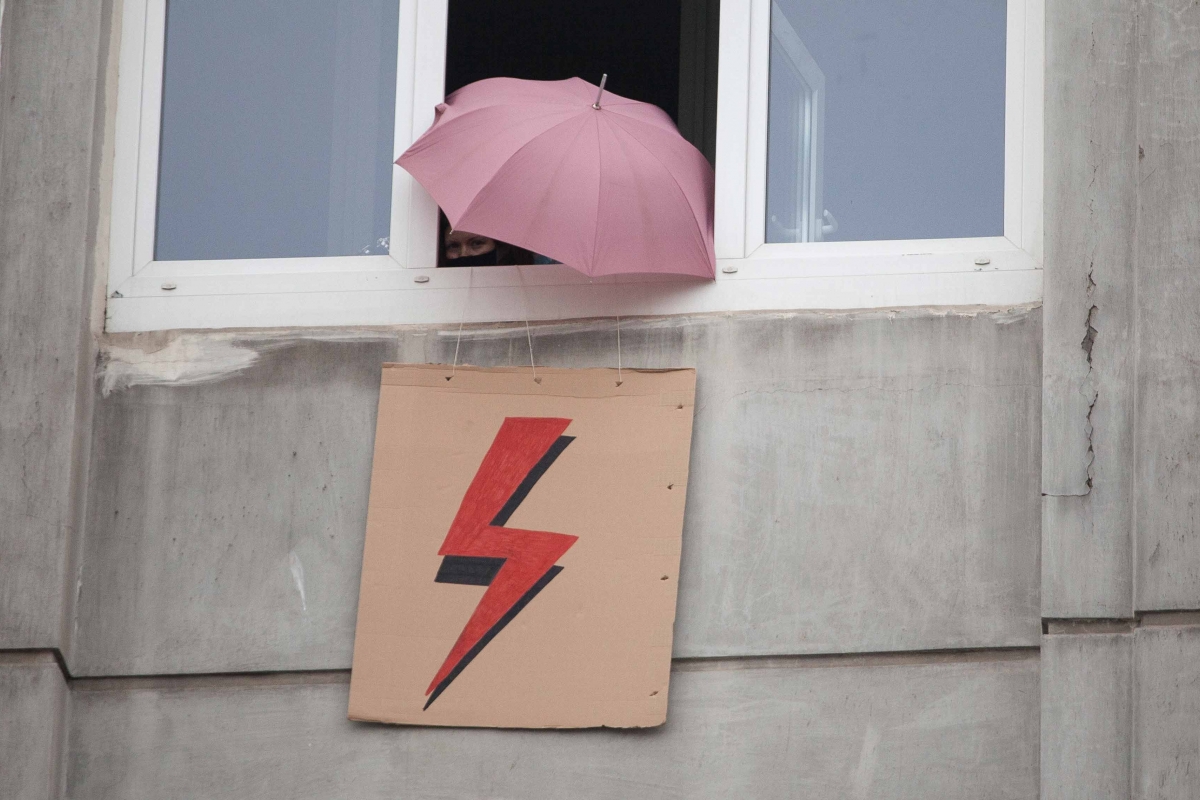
[766,0,1006,243]
[154,0,399,261]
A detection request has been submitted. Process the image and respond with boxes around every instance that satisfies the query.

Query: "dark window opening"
[438,0,719,266]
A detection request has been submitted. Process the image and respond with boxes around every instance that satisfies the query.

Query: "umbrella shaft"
[592,74,608,110]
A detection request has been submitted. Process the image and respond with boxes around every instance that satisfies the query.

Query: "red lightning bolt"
[425,417,578,708]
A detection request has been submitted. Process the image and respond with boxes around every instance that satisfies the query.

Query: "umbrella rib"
[516,115,596,266]
[439,102,581,127]
[599,102,683,134]
[404,105,578,163]
[602,113,713,267]
[587,112,604,273]
[456,114,592,228]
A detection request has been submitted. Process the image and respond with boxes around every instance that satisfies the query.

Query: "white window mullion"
[712,0,752,260]
[1002,0,1027,250]
[108,0,150,290]
[741,0,771,258]
[387,0,422,268]
[131,0,166,273]
[401,0,447,270]
[1021,0,1045,264]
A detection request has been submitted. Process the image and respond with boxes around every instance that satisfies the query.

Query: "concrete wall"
[51,308,1046,797]
[1040,0,1200,797]
[73,309,1041,676]
[0,0,105,651]
[4,0,1200,797]
[66,654,1038,800]
[0,652,67,800]
[1133,0,1200,613]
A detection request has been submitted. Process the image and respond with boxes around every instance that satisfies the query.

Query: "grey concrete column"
[0,652,68,800]
[0,0,107,651]
[1042,0,1139,619]
[1132,0,1200,612]
[1133,622,1200,798]
[1041,627,1133,800]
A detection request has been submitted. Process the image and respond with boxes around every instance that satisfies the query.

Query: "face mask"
[444,250,499,267]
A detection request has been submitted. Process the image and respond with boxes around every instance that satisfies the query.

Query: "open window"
[435,0,720,268]
[104,0,1041,332]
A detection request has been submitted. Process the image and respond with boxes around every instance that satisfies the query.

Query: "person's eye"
[470,238,487,248]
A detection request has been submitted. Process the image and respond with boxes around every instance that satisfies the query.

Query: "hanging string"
[615,315,623,386]
[449,267,473,380]
[516,266,539,383]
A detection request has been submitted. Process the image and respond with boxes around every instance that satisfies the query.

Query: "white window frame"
[104,0,1043,332]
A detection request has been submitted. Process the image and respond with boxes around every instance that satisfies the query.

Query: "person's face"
[444,229,496,260]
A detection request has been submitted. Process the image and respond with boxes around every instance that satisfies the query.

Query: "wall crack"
[1082,263,1099,493]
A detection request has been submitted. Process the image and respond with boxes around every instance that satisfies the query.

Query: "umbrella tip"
[592,74,608,109]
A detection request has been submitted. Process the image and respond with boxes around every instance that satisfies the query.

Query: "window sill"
[104,239,1041,332]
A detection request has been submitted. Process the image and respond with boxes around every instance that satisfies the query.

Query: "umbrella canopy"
[397,77,715,279]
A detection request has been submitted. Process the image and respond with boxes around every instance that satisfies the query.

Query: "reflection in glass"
[155,0,399,261]
[766,0,1006,243]
[766,5,826,243]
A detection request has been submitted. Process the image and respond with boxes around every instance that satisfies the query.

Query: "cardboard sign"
[349,364,696,728]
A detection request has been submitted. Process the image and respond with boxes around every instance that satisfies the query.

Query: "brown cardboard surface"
[348,364,696,728]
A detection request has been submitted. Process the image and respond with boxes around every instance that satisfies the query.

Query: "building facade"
[1,0,1198,797]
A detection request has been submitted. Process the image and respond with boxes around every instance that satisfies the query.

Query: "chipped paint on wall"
[98,335,261,396]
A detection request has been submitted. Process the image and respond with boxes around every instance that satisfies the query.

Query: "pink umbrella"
[397,76,715,279]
